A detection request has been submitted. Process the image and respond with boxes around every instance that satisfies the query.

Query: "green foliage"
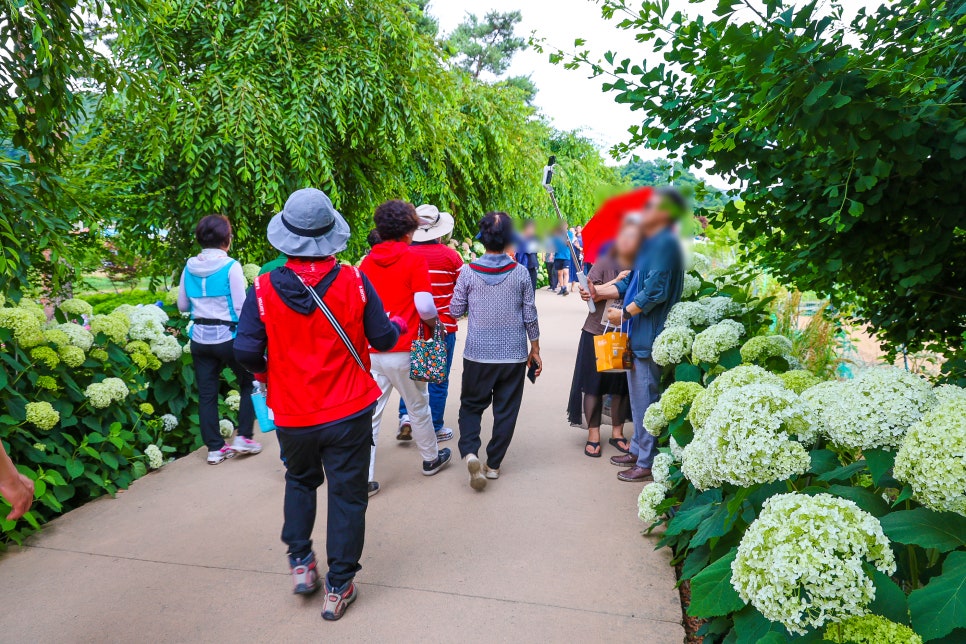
[559,0,966,359]
[621,158,728,212]
[908,551,966,640]
[445,11,526,79]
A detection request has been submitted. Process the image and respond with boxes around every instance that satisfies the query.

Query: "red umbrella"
[581,187,653,264]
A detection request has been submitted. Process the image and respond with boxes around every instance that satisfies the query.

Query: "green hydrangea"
[692,319,745,364]
[56,322,94,351]
[36,375,58,391]
[644,403,669,436]
[163,287,179,306]
[780,369,823,394]
[131,351,162,371]
[652,326,695,366]
[242,263,261,285]
[85,377,130,408]
[58,298,93,319]
[90,348,109,362]
[125,340,151,354]
[139,403,155,415]
[43,328,71,348]
[688,365,783,430]
[17,299,48,324]
[58,345,86,368]
[90,313,130,345]
[225,390,241,412]
[894,398,966,516]
[26,401,60,430]
[659,381,704,421]
[0,307,46,347]
[30,346,60,369]
[824,615,922,644]
[150,335,182,362]
[740,334,794,364]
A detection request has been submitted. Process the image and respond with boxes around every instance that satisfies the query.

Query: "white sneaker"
[207,446,236,465]
[231,436,262,455]
[435,427,454,442]
[484,463,500,480]
[467,455,486,491]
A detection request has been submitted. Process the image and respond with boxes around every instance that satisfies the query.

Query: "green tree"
[446,10,526,79]
[620,159,728,211]
[555,0,966,357]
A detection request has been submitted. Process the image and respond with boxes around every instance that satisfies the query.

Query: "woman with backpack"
[177,215,261,464]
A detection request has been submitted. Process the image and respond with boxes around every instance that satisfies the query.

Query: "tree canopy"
[620,159,727,212]
[559,0,966,357]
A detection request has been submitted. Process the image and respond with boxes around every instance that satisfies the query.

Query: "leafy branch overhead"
[548,0,966,358]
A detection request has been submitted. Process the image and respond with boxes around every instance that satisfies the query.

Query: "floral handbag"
[410,321,448,384]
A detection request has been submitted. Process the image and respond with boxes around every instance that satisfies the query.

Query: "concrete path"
[0,289,683,643]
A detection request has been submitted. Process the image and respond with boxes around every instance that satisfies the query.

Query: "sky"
[429,0,880,173]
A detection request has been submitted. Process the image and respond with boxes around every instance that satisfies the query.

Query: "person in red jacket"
[360,200,452,495]
[235,188,403,622]
[396,204,463,443]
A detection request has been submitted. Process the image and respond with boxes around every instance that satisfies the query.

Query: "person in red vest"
[360,200,452,495]
[235,188,404,622]
[396,204,464,443]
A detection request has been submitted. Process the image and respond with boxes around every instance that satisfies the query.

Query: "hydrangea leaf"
[665,502,717,536]
[691,502,740,548]
[675,362,702,383]
[687,548,746,618]
[818,460,867,483]
[826,484,890,518]
[909,551,966,640]
[862,448,896,486]
[719,347,742,369]
[731,605,794,643]
[669,416,694,448]
[880,508,966,552]
[680,544,711,581]
[809,449,841,475]
[867,567,910,626]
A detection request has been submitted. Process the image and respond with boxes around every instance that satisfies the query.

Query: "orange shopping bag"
[594,323,631,373]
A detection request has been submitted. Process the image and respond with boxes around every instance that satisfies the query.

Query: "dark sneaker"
[290,553,320,595]
[618,466,653,482]
[422,447,452,476]
[322,581,358,621]
[367,481,380,497]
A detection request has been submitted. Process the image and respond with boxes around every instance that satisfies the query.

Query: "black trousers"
[190,339,254,450]
[277,411,372,590]
[457,359,526,470]
[545,261,558,290]
[526,266,538,293]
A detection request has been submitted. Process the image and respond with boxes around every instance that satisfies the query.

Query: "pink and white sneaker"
[207,445,236,465]
[230,436,262,456]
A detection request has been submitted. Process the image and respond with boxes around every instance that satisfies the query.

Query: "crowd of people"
[0,183,687,623]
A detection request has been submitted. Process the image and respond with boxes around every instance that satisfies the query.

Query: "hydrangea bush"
[0,295,240,544]
[894,398,966,516]
[732,493,895,634]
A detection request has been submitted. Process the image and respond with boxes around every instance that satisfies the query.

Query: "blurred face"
[615,224,642,258]
[640,194,671,231]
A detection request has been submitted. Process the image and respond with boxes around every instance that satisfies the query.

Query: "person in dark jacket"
[582,187,687,483]
[234,188,403,622]
[514,218,541,292]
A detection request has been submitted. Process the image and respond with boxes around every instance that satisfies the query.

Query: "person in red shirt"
[360,201,452,495]
[396,204,463,443]
[235,188,404,621]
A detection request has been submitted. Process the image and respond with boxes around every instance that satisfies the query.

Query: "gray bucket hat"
[266,188,351,257]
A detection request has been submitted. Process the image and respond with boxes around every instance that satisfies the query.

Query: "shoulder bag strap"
[293,272,367,372]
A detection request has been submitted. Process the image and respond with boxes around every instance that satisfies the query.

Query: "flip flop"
[584,441,602,458]
[609,437,631,454]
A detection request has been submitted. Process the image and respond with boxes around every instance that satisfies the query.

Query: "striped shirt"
[410,241,464,333]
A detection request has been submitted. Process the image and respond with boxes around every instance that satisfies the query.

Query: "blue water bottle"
[252,381,276,433]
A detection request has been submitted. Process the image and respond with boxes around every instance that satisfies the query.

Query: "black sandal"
[609,437,631,454]
[584,442,602,458]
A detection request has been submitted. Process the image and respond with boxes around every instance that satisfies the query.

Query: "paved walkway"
[0,289,683,643]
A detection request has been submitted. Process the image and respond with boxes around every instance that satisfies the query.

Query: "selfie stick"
[542,156,595,313]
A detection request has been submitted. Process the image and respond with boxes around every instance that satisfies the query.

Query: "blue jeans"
[627,356,662,469]
[399,331,456,432]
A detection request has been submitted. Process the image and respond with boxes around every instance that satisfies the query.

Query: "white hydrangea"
[150,335,182,363]
[56,322,94,352]
[740,334,794,364]
[145,444,164,469]
[161,414,178,432]
[681,384,814,490]
[242,263,260,285]
[652,326,695,366]
[637,482,667,524]
[894,398,966,516]
[681,273,701,300]
[659,381,705,421]
[686,251,711,275]
[688,365,783,431]
[665,301,711,330]
[84,377,130,409]
[691,320,745,364]
[932,383,966,408]
[129,318,165,342]
[699,296,745,323]
[669,436,684,461]
[652,452,674,485]
[219,419,234,439]
[225,390,241,412]
[644,403,669,436]
[126,305,169,327]
[732,492,896,634]
[801,367,935,450]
